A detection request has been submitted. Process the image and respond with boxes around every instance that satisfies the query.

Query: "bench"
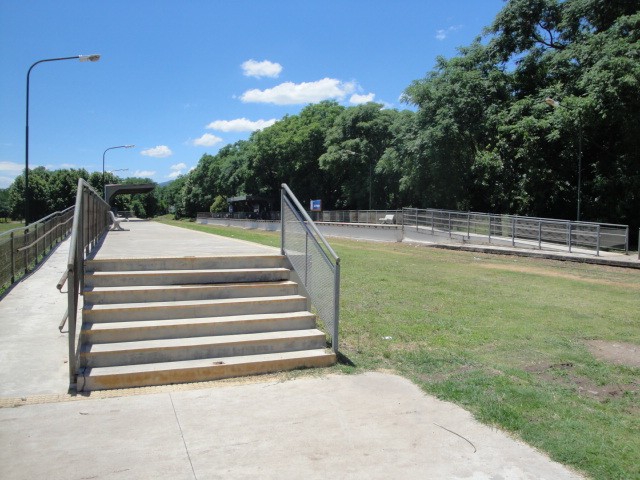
[379,214,396,224]
[109,211,125,231]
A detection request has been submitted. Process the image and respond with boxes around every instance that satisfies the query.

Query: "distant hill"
[158,180,173,187]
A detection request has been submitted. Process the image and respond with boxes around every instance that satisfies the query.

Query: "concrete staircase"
[77,255,336,391]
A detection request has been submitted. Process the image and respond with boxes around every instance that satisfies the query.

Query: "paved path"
[0,220,584,479]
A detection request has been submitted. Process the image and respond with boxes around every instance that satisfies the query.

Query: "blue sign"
[310,199,322,211]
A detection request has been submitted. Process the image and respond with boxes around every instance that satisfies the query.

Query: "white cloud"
[192,133,223,147]
[141,145,173,158]
[166,170,183,179]
[241,59,283,78]
[206,118,277,132]
[0,176,15,188]
[132,170,156,178]
[435,25,462,41]
[60,163,76,168]
[0,161,23,173]
[350,93,376,105]
[170,162,187,171]
[241,78,357,105]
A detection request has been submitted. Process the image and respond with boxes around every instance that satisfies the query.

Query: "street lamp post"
[25,54,101,225]
[545,97,583,222]
[103,145,135,198]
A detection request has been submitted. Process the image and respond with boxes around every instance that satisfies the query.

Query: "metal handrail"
[281,183,341,352]
[66,179,111,386]
[402,207,629,256]
[281,185,340,261]
[0,206,75,288]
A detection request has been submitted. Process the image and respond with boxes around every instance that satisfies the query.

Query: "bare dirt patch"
[476,262,640,290]
[524,361,639,402]
[587,340,640,368]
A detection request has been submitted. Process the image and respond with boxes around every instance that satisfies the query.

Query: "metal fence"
[281,184,341,352]
[66,179,112,386]
[0,206,74,291]
[317,209,403,224]
[402,208,629,256]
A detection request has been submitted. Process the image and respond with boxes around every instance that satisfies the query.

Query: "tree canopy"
[6,1,638,239]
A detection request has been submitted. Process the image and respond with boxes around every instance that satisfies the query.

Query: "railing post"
[538,221,542,249]
[448,212,452,238]
[431,210,434,234]
[488,216,492,243]
[34,223,39,265]
[625,226,629,255]
[596,225,601,256]
[568,222,572,253]
[23,227,29,274]
[280,187,285,255]
[333,259,340,353]
[467,213,470,239]
[10,231,16,283]
[512,217,516,247]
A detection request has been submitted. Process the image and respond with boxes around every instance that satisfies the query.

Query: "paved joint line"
[170,392,198,480]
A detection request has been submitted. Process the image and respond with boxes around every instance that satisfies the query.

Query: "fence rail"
[281,184,340,352]
[402,208,628,256]
[66,179,112,386]
[0,206,75,290]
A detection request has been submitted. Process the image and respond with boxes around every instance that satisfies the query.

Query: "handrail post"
[280,187,285,255]
[10,231,16,283]
[448,212,452,238]
[625,226,629,255]
[333,259,340,353]
[488,216,492,243]
[596,225,601,256]
[23,227,29,274]
[512,217,516,247]
[538,221,542,249]
[568,222,572,253]
[467,213,470,239]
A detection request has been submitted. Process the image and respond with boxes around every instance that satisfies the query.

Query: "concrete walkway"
[0,220,584,479]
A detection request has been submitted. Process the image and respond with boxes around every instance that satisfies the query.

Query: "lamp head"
[125,145,135,148]
[79,54,101,62]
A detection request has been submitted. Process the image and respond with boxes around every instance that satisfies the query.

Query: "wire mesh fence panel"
[283,197,337,341]
[281,186,340,351]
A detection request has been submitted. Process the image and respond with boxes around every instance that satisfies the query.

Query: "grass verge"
[156,216,640,479]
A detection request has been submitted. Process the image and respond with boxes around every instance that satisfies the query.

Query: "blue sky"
[0,0,505,188]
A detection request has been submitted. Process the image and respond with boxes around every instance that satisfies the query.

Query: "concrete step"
[79,329,327,368]
[85,255,286,272]
[78,349,336,391]
[84,281,298,305]
[84,268,290,287]
[83,295,308,322]
[81,311,317,344]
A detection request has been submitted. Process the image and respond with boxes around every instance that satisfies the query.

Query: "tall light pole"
[25,54,101,225]
[103,145,135,198]
[545,97,583,222]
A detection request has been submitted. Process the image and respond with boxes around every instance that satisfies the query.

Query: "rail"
[280,184,341,352]
[402,208,629,256]
[0,206,75,290]
[66,179,112,386]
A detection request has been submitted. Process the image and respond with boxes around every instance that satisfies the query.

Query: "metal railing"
[66,179,112,385]
[0,206,75,291]
[402,208,629,256]
[318,209,403,224]
[281,184,341,352]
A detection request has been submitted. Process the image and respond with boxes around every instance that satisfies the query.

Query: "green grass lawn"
[0,220,24,234]
[156,216,639,479]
